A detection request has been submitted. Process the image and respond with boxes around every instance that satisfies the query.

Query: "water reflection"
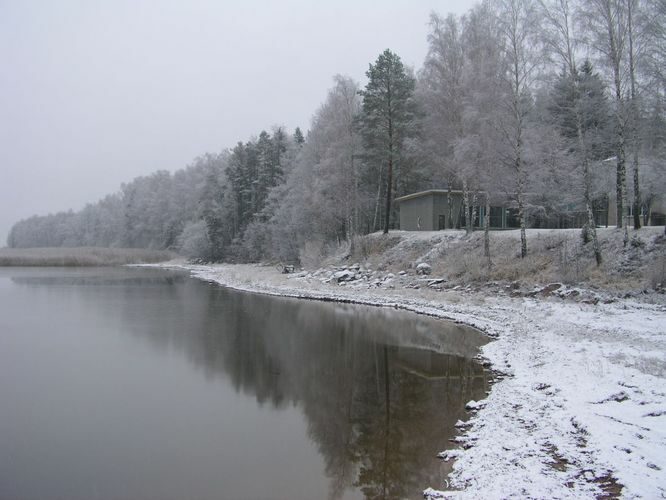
[6,268,488,499]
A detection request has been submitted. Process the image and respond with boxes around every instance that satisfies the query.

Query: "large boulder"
[416,263,432,276]
[332,269,356,283]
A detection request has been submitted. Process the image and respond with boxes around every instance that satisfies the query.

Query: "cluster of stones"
[287,266,616,303]
[321,263,398,288]
[288,262,449,290]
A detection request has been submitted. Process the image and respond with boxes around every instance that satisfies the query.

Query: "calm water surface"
[0,267,489,500]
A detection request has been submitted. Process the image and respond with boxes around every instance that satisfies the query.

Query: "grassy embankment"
[0,247,175,266]
[313,226,666,294]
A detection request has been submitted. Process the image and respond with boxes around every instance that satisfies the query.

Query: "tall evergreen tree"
[293,127,305,146]
[359,49,416,234]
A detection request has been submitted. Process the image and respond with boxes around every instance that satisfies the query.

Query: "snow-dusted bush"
[241,221,273,262]
[299,238,329,269]
[177,221,211,259]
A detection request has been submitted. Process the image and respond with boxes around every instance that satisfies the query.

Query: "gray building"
[396,190,464,230]
[396,190,515,231]
[396,189,666,231]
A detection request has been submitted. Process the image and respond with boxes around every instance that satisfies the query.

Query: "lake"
[0,267,489,500]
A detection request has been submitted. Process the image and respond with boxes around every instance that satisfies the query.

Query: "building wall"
[399,195,434,230]
[649,194,666,225]
[607,192,666,227]
[398,189,666,231]
[398,192,466,231]
[432,193,463,229]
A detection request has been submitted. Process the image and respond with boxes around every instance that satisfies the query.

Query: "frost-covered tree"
[541,0,610,264]
[495,0,543,258]
[418,13,466,229]
[267,76,363,263]
[580,0,630,230]
[418,4,507,263]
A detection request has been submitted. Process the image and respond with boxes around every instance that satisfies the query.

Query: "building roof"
[395,189,464,203]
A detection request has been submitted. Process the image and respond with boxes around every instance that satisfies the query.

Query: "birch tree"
[462,2,507,264]
[540,0,604,264]
[495,0,542,258]
[580,0,629,231]
[419,13,466,229]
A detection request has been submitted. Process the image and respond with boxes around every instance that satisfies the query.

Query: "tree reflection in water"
[164,277,489,499]
[15,269,488,499]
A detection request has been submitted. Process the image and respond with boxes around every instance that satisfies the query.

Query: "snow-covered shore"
[154,261,665,499]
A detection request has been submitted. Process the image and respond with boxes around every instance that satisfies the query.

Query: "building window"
[652,212,666,226]
[489,207,503,228]
[506,208,520,228]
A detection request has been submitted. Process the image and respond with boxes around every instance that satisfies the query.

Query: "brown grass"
[0,247,176,267]
[342,227,666,292]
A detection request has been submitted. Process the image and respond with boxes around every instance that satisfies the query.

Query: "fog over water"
[0,0,470,245]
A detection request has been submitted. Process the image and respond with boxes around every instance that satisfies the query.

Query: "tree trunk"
[643,194,652,226]
[510,22,527,259]
[518,192,527,259]
[384,158,393,234]
[616,110,627,231]
[373,164,383,232]
[447,182,453,229]
[628,0,641,230]
[383,114,394,235]
[632,150,641,229]
[484,192,491,269]
[516,117,527,258]
[577,109,602,265]
[349,152,357,255]
[586,200,602,266]
[462,179,471,235]
[604,0,627,229]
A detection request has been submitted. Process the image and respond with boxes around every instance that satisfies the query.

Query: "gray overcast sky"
[0,0,472,245]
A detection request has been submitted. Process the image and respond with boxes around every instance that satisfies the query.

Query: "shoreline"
[149,261,666,499]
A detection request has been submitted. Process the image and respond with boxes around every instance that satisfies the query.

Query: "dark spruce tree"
[359,49,416,234]
[548,61,613,162]
[547,60,611,265]
[293,126,305,146]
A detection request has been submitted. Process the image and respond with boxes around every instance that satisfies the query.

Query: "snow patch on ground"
[148,261,666,499]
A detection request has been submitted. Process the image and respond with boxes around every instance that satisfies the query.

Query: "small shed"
[395,190,464,231]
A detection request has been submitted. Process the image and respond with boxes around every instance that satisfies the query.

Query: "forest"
[8,0,666,266]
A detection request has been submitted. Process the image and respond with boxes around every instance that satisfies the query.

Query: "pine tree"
[293,127,305,146]
[256,130,274,216]
[200,165,227,261]
[271,126,287,186]
[359,49,416,234]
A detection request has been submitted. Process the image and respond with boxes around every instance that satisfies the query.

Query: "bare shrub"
[299,238,327,269]
[646,255,666,289]
[352,234,402,261]
[555,236,590,284]
[491,254,553,283]
[437,248,489,282]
